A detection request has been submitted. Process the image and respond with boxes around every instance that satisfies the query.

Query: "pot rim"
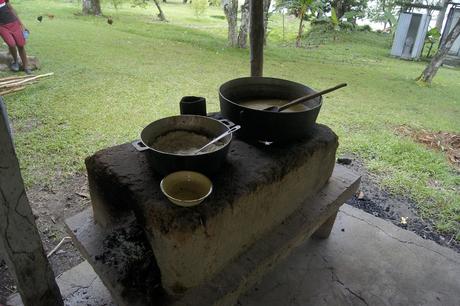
[219,76,323,114]
[140,115,232,157]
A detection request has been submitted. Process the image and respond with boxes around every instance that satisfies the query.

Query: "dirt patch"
[340,155,460,253]
[0,174,90,304]
[395,125,460,169]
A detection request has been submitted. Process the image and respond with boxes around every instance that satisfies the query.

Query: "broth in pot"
[239,98,308,112]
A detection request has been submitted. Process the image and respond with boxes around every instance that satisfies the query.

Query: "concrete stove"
[65,123,360,306]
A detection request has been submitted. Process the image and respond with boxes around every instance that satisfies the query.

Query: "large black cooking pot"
[132,115,234,176]
[219,77,322,143]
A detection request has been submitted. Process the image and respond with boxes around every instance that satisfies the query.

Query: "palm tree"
[279,0,316,47]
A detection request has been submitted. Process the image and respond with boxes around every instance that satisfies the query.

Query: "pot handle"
[219,118,236,129]
[132,140,150,152]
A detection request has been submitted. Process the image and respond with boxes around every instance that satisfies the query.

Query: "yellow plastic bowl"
[160,171,213,207]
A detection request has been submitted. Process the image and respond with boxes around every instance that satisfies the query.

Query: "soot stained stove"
[65,124,360,306]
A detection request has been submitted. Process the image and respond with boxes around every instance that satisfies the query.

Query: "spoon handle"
[194,125,241,154]
[278,83,347,112]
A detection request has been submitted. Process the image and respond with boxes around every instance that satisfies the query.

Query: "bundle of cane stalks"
[0,72,54,96]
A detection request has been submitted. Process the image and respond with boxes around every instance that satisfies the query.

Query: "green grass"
[4,0,460,238]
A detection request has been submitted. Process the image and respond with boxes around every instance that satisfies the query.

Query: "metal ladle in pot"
[263,83,347,112]
[194,125,241,154]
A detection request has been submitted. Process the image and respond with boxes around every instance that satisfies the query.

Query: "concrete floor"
[239,205,460,306]
[8,205,460,306]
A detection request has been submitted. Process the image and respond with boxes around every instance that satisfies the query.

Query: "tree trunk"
[82,0,102,16]
[436,0,449,30]
[250,0,264,76]
[332,0,345,20]
[238,0,250,48]
[296,10,305,48]
[223,0,238,47]
[263,0,271,45]
[0,100,63,306]
[153,0,167,21]
[417,18,460,84]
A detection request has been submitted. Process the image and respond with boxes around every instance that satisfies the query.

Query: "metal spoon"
[263,83,347,112]
[194,125,241,154]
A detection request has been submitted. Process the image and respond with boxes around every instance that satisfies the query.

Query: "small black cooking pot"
[132,115,234,176]
[219,77,322,143]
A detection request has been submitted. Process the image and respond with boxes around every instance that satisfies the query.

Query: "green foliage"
[426,27,441,43]
[277,0,318,18]
[208,0,221,6]
[191,0,208,17]
[357,24,372,31]
[131,0,148,9]
[330,7,339,28]
[330,0,368,20]
[367,0,397,31]
[106,0,125,10]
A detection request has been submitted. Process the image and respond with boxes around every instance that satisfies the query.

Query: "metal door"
[391,13,412,57]
[412,14,431,59]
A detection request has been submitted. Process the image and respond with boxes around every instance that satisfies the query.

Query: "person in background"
[0,0,30,74]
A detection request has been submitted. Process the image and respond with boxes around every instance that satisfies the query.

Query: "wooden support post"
[250,0,264,76]
[0,99,63,306]
[312,211,339,239]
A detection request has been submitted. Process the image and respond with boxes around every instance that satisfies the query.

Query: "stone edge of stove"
[64,209,166,306]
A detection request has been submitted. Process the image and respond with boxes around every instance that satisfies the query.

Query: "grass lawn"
[3,0,459,238]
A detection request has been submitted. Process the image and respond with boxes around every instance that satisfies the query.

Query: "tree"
[153,0,167,21]
[417,18,460,84]
[192,0,209,17]
[238,0,250,48]
[133,0,167,21]
[82,0,102,15]
[279,0,315,47]
[435,0,449,30]
[263,0,272,44]
[223,0,239,46]
[238,0,271,48]
[330,0,367,20]
[367,0,397,31]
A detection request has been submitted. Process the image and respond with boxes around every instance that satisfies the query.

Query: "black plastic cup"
[180,96,207,116]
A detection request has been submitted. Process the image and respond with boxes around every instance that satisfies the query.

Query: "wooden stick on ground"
[4,72,54,87]
[0,75,32,82]
[0,76,36,87]
[47,237,72,258]
[0,73,54,90]
[0,86,26,96]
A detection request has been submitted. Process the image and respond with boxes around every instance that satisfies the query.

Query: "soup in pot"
[239,98,312,112]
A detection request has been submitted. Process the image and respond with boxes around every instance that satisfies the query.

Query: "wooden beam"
[0,98,63,306]
[395,1,443,10]
[250,0,264,76]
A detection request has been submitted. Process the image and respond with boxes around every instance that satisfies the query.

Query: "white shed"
[391,12,431,60]
[441,6,460,57]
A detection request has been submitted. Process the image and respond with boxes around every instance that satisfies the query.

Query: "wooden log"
[249,0,264,76]
[0,99,63,306]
